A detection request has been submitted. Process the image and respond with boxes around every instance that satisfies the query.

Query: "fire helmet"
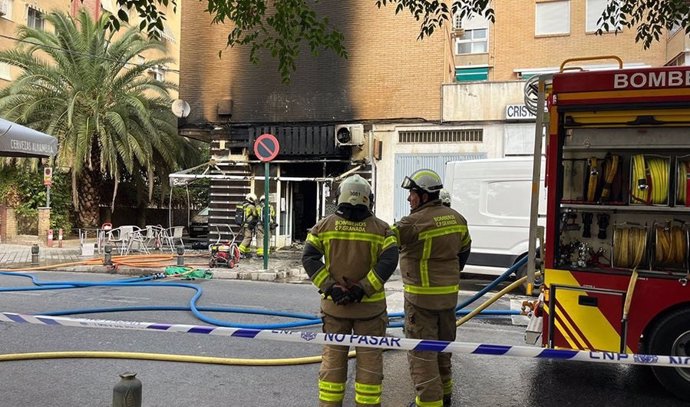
[245,193,257,204]
[401,169,443,194]
[337,175,372,207]
[259,195,266,203]
[439,189,451,206]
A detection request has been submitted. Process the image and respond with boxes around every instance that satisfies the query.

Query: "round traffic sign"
[254,133,280,162]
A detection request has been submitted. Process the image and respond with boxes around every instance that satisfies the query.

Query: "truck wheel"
[648,308,690,401]
[516,263,542,296]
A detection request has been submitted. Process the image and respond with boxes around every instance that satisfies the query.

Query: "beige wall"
[494,0,668,78]
[666,28,690,65]
[442,81,526,121]
[0,0,71,86]
[0,0,180,98]
[454,0,668,80]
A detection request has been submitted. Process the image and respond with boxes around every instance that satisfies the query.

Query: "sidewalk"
[0,237,308,283]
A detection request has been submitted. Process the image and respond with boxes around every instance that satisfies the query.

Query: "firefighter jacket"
[259,204,276,226]
[393,200,472,310]
[302,207,399,319]
[242,202,259,229]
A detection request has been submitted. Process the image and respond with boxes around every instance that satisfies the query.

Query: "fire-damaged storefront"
[183,123,372,248]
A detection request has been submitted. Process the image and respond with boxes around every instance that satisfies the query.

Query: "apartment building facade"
[0,0,180,97]
[0,0,71,84]
[178,0,679,246]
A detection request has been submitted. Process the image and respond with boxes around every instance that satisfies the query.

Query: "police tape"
[0,311,685,368]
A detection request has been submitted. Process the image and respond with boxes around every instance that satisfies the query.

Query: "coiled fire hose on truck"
[631,154,669,205]
[655,224,687,267]
[613,226,647,269]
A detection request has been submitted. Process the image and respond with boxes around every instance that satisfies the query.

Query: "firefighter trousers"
[255,224,270,256]
[238,226,254,254]
[319,312,388,407]
[404,301,456,406]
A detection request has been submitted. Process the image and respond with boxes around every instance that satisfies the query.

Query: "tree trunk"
[77,168,101,228]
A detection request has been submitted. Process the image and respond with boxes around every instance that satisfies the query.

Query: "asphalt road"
[0,271,685,406]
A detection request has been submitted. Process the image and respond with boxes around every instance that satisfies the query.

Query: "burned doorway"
[292,182,317,241]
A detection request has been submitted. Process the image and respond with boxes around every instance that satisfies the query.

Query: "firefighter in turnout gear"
[255,195,276,257]
[302,175,398,407]
[393,169,471,407]
[238,193,259,258]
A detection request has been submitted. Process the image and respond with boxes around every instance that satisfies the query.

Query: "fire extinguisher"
[47,229,54,247]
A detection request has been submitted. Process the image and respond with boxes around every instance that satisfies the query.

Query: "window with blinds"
[398,129,483,143]
[586,0,622,33]
[27,7,43,30]
[535,1,570,36]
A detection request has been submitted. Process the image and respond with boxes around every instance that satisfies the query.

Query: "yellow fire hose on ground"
[2,252,212,272]
[0,350,358,366]
[456,273,538,327]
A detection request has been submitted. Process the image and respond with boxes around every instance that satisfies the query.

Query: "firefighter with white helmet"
[302,174,398,407]
[255,194,276,258]
[238,192,259,258]
[393,169,472,407]
[439,189,451,207]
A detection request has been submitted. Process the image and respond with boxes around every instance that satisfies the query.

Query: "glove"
[324,284,350,305]
[345,281,365,303]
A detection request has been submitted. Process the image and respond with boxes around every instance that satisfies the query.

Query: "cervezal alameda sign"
[0,118,58,158]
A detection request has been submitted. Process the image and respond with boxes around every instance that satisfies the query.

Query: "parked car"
[189,207,209,238]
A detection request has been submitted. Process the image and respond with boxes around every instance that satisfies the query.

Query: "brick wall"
[180,1,446,125]
[489,0,667,80]
[5,208,18,240]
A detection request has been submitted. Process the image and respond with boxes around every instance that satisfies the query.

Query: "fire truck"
[525,57,690,401]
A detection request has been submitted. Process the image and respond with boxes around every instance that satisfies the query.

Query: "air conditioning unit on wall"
[335,124,365,147]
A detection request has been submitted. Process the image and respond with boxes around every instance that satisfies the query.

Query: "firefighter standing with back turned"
[302,175,398,407]
[392,169,471,407]
[237,193,259,259]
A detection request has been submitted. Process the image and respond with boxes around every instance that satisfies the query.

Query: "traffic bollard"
[176,245,185,266]
[31,244,39,266]
[112,372,142,407]
[46,229,53,247]
[58,228,63,248]
[104,244,113,266]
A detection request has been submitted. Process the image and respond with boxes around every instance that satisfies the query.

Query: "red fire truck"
[526,57,690,401]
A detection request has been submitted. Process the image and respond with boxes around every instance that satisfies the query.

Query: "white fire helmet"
[401,169,443,194]
[440,189,451,206]
[245,193,257,204]
[337,175,372,207]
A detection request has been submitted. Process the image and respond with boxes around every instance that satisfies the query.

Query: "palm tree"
[0,10,187,227]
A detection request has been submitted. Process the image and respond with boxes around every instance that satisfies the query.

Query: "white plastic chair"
[106,226,136,255]
[162,226,185,252]
[126,226,150,255]
[143,225,165,250]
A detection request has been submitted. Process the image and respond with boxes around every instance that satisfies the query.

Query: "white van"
[444,157,545,279]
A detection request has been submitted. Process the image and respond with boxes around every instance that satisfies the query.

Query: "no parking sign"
[253,133,280,162]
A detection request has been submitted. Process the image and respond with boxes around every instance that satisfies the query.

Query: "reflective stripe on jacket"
[303,213,398,319]
[393,200,471,310]
[243,203,258,227]
[259,204,276,223]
